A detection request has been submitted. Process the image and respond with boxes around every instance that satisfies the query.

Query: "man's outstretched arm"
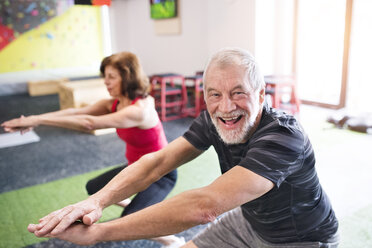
[28,137,203,238]
[45,164,274,245]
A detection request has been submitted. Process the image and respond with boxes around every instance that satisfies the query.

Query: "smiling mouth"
[218,115,243,125]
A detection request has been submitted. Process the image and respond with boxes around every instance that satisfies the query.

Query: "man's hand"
[44,222,101,246]
[28,197,103,237]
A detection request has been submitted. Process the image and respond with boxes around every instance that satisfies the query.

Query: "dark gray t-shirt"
[183,105,338,243]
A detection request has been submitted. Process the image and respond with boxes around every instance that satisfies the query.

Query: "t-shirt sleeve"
[183,111,212,151]
[239,123,306,187]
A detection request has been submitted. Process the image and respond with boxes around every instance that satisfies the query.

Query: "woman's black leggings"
[86,164,177,217]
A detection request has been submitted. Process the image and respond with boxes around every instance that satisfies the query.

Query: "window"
[296,0,349,108]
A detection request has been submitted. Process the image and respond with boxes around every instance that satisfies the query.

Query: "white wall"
[0,0,257,95]
[109,0,255,76]
[255,0,294,76]
[205,0,255,56]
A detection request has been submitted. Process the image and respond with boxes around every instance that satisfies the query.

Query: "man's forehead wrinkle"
[205,68,251,92]
[206,82,247,94]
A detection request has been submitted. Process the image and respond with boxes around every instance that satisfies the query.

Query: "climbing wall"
[0,1,104,74]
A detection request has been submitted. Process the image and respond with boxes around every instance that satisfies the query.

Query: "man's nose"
[219,96,236,113]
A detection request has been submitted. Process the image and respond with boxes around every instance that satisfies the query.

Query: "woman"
[2,52,184,247]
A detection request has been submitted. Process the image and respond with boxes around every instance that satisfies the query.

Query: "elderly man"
[28,47,339,248]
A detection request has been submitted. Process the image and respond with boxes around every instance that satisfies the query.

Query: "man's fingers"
[39,207,66,223]
[29,199,101,238]
[34,206,74,236]
[27,208,64,233]
[83,209,101,225]
[50,207,86,235]
[27,223,49,234]
[27,224,38,233]
[33,219,48,231]
[82,214,94,226]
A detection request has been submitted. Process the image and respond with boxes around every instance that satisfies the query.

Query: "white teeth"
[221,116,238,121]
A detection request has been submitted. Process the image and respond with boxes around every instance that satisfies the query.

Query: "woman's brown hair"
[100,52,150,100]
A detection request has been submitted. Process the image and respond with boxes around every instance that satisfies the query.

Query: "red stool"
[264,75,300,115]
[195,70,204,76]
[184,74,206,117]
[150,73,188,121]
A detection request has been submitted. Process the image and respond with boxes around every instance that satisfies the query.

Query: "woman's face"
[104,65,123,98]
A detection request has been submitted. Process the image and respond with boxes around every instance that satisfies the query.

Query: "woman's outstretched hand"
[1,115,37,133]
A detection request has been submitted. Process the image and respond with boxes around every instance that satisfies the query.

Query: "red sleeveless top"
[112,98,168,164]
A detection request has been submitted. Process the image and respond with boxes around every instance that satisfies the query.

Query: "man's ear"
[259,88,265,104]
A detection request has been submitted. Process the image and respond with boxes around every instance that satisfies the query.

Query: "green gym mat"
[339,204,372,248]
[0,148,220,248]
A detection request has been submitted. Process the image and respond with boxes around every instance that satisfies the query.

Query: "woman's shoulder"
[132,95,155,109]
[132,96,159,128]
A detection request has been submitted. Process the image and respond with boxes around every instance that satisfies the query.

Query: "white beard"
[211,107,259,144]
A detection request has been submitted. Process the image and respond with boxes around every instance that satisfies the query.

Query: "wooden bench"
[28,78,69,96]
[58,78,115,135]
[58,78,109,109]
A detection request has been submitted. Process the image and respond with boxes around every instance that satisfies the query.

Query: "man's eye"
[208,92,218,97]
[233,92,244,96]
